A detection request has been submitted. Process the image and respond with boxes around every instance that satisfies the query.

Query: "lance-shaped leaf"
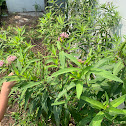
[89,111,105,126]
[81,96,105,110]
[76,82,83,99]
[94,58,111,68]
[20,59,40,75]
[55,82,76,102]
[107,107,126,115]
[52,101,65,106]
[51,68,80,78]
[91,68,123,83]
[21,81,42,89]
[113,61,124,75]
[59,51,65,69]
[57,41,61,50]
[52,44,56,56]
[110,94,126,108]
[64,53,82,68]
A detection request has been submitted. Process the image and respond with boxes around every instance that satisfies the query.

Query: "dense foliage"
[0,0,5,6]
[0,0,126,125]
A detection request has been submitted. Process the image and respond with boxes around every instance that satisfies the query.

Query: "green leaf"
[55,82,76,102]
[64,53,82,68]
[5,75,26,82]
[105,92,109,107]
[81,96,105,110]
[56,15,64,25]
[20,59,40,75]
[57,41,61,50]
[91,68,123,83]
[45,65,57,69]
[52,44,56,56]
[107,107,126,115]
[55,89,67,102]
[89,111,104,126]
[78,116,92,126]
[23,45,33,54]
[51,68,80,78]
[113,61,124,75]
[45,59,55,64]
[53,105,62,126]
[51,101,65,106]
[76,82,83,99]
[66,82,76,91]
[104,112,116,121]
[21,81,42,89]
[81,66,93,76]
[110,94,126,108]
[59,51,65,69]
[12,63,19,75]
[94,58,111,68]
[0,0,5,6]
[17,59,22,71]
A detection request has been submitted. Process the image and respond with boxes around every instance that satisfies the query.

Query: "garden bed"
[0,1,126,126]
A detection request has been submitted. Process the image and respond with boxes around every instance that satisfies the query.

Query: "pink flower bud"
[7,55,17,65]
[60,32,69,38]
[0,60,4,67]
[58,37,60,41]
[58,32,69,41]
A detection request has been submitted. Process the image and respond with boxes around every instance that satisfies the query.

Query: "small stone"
[19,19,24,23]
[22,18,29,21]
[15,16,21,19]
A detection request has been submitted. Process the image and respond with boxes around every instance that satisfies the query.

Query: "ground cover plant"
[0,0,126,125]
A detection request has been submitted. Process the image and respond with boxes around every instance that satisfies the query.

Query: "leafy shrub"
[0,0,126,126]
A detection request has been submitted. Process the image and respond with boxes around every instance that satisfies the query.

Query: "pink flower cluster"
[58,32,69,41]
[0,55,17,67]
[0,60,4,67]
[7,56,17,65]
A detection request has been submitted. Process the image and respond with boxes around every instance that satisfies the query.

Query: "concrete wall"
[6,0,45,12]
[99,0,126,40]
